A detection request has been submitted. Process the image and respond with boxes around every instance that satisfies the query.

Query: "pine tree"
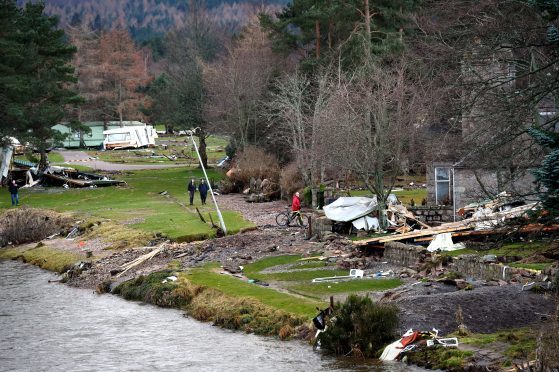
[528,127,559,218]
[260,0,416,72]
[0,1,81,169]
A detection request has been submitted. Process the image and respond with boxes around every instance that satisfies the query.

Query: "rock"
[455,279,468,289]
[498,280,508,286]
[481,254,497,263]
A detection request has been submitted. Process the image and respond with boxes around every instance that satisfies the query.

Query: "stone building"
[426,47,549,218]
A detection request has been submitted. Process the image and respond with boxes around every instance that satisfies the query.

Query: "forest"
[1,0,559,218]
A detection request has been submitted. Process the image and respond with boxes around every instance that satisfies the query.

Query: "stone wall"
[311,215,333,236]
[409,206,455,223]
[450,255,512,281]
[383,242,424,269]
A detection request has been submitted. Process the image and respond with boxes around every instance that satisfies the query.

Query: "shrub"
[113,271,189,308]
[229,146,280,192]
[279,162,305,199]
[0,207,72,246]
[318,295,399,358]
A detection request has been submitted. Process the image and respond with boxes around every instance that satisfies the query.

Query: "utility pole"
[187,128,227,234]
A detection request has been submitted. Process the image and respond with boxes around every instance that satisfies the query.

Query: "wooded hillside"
[17,0,288,41]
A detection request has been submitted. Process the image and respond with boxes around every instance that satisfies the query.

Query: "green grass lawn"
[290,278,402,296]
[185,266,325,318]
[345,188,427,206]
[242,255,403,300]
[87,135,229,165]
[0,167,253,242]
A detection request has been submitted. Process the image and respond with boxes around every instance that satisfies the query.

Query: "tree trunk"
[315,20,320,59]
[39,149,48,172]
[79,130,85,148]
[197,133,208,168]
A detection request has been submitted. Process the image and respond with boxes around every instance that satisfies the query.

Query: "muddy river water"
[0,261,422,372]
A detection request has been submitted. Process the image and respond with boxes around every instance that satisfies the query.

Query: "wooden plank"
[377,225,472,243]
[353,223,473,246]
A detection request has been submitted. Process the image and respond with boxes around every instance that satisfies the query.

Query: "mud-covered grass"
[404,348,475,370]
[243,255,403,298]
[0,243,84,273]
[443,241,552,258]
[114,269,316,339]
[459,328,538,362]
[81,220,156,249]
[244,255,350,281]
[290,278,403,296]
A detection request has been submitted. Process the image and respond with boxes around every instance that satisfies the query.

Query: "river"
[0,261,421,372]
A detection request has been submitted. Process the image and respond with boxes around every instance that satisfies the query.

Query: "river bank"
[1,195,558,370]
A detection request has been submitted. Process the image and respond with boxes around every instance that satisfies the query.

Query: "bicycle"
[275,208,308,227]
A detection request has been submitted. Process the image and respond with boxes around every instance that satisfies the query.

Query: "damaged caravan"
[103,125,158,150]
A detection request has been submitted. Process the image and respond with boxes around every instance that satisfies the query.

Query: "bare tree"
[266,70,332,186]
[204,19,279,149]
[321,59,425,227]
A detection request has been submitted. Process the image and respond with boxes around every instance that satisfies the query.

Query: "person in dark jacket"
[9,180,19,206]
[199,179,209,205]
[187,179,196,205]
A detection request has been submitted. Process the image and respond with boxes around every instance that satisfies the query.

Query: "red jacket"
[292,194,301,211]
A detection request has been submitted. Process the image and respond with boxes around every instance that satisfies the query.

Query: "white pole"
[188,131,227,234]
[452,167,456,222]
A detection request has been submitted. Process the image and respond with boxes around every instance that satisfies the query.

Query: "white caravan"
[103,125,158,150]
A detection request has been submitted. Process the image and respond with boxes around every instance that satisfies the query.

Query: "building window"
[435,167,452,205]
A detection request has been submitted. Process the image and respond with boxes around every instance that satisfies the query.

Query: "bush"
[229,146,280,192]
[279,162,304,199]
[0,207,72,246]
[318,295,399,358]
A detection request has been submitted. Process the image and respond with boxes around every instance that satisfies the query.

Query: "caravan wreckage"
[0,150,124,189]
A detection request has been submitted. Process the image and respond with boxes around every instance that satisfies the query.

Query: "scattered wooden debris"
[354,202,544,246]
[116,246,164,278]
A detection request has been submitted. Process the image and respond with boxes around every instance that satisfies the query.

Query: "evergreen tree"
[0,1,81,169]
[528,127,559,218]
[0,0,22,141]
[260,0,416,71]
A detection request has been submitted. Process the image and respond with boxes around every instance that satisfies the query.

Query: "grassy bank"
[0,167,253,245]
[113,269,316,339]
[0,243,84,273]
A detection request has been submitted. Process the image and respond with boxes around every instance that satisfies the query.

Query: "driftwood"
[116,246,164,278]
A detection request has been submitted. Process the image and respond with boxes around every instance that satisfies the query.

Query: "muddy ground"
[40,194,557,337]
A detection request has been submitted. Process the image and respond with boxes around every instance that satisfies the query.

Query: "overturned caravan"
[323,196,398,231]
[103,125,158,150]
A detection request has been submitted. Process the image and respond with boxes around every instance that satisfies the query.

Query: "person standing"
[291,191,301,213]
[199,179,209,205]
[291,191,301,225]
[187,179,196,206]
[9,180,19,206]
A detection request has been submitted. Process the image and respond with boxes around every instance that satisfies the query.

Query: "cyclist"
[290,191,303,225]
